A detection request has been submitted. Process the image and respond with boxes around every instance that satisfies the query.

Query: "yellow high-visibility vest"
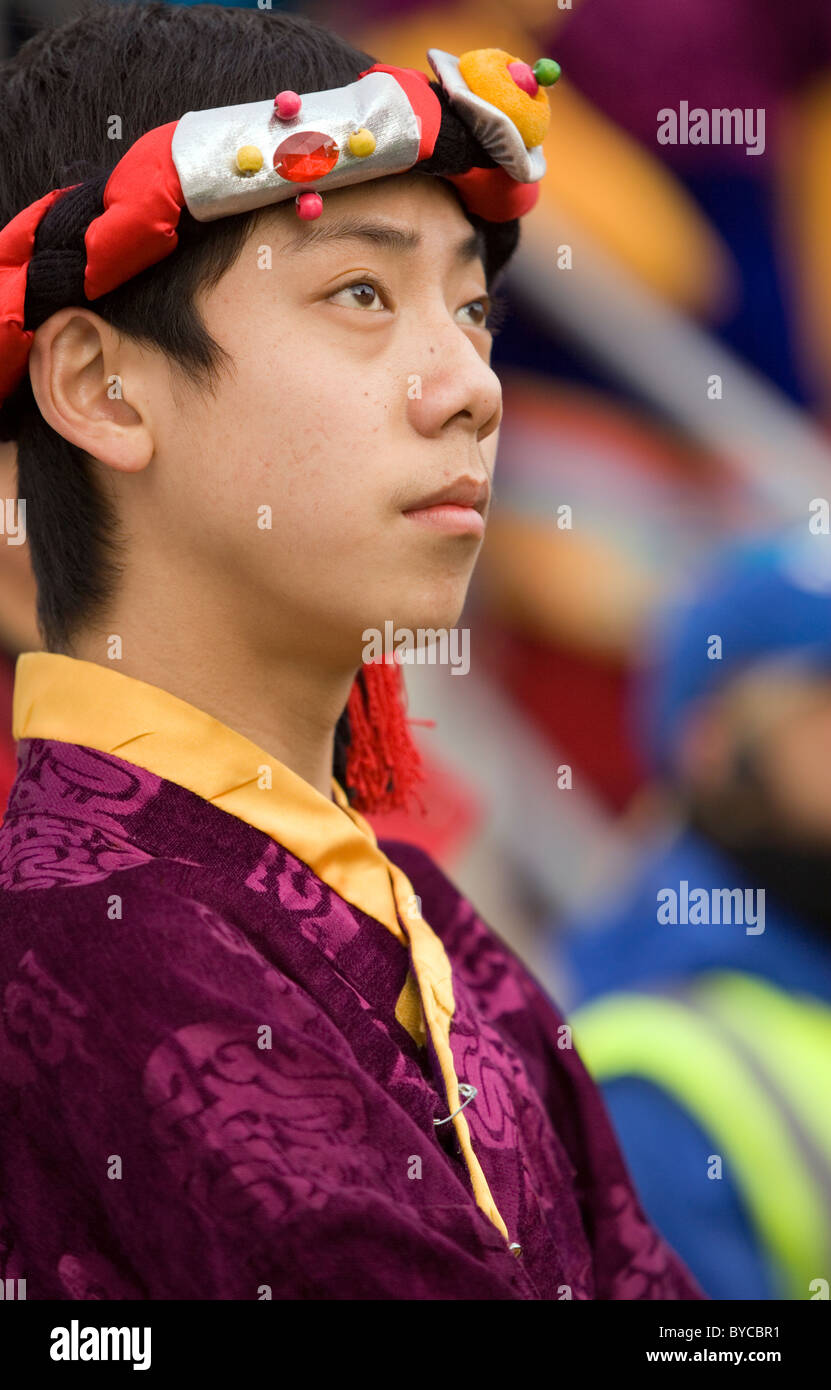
[570,971,831,1300]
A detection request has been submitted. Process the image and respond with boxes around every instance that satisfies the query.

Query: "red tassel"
[345,658,427,814]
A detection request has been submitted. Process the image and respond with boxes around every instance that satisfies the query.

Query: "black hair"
[0,2,520,786]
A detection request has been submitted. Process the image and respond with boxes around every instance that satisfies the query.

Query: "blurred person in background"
[554,530,831,1301]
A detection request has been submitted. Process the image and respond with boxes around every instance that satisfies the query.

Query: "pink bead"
[507,60,539,97]
[274,90,302,119]
[295,191,323,220]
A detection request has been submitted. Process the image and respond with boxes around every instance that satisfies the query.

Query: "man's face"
[145,170,503,669]
[682,668,831,847]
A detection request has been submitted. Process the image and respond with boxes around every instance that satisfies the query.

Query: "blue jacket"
[552,826,831,1299]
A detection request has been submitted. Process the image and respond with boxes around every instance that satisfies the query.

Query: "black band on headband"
[23,173,110,331]
[420,81,500,176]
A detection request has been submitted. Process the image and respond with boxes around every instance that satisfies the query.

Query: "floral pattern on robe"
[0,738,705,1301]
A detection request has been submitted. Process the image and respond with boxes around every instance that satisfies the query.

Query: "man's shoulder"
[0,734,165,896]
[0,866,349,1065]
[0,831,199,912]
[0,863,257,984]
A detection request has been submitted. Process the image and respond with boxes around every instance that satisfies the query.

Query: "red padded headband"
[0,47,559,410]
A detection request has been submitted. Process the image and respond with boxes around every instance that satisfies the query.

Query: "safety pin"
[434,1082,478,1125]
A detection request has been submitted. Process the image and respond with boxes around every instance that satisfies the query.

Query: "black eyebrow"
[282,216,486,270]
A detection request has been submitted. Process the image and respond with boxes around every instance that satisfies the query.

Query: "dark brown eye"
[329,279,385,310]
[460,289,509,335]
[461,299,489,327]
[349,282,381,307]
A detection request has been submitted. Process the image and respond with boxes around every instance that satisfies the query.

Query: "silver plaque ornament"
[171,71,423,222]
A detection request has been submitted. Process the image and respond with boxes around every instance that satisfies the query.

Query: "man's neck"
[66,631,354,802]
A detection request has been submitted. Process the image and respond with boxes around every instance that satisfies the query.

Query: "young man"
[0,3,703,1299]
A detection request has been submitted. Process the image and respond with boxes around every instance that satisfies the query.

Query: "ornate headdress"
[0,44,559,812]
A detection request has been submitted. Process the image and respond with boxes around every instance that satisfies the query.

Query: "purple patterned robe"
[0,737,704,1300]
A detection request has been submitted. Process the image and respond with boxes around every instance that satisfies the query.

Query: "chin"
[354,589,468,656]
[394,585,471,637]
[352,558,477,652]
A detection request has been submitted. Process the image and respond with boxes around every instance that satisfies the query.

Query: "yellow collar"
[13,651,405,939]
[11,649,511,1243]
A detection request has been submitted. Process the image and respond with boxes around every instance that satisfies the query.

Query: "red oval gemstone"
[273,131,339,182]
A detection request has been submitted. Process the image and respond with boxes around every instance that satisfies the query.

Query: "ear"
[27,307,155,473]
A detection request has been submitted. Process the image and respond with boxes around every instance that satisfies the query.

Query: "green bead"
[533,58,561,86]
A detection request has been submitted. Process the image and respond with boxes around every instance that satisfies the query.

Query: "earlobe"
[27,308,154,473]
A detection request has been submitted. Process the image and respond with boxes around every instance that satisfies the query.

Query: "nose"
[405,318,503,446]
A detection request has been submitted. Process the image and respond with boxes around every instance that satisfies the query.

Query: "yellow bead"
[348,127,376,158]
[235,144,263,174]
